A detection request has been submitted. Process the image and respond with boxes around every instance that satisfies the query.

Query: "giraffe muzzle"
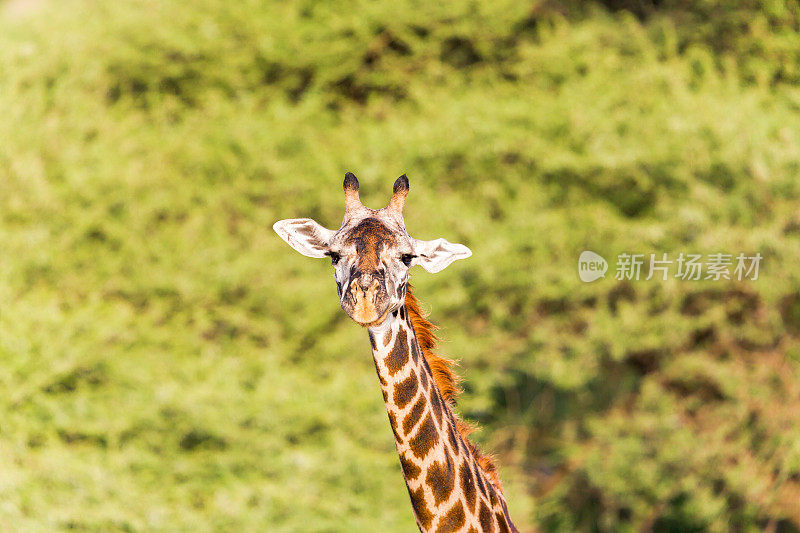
[342,277,390,327]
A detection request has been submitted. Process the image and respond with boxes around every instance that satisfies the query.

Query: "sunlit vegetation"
[1,0,799,530]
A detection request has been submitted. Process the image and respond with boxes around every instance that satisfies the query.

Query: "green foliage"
[1,0,799,531]
[599,0,800,86]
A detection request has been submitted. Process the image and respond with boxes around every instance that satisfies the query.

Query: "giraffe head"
[273,173,472,327]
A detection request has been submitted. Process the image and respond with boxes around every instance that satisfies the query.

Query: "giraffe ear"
[273,218,335,258]
[411,238,472,273]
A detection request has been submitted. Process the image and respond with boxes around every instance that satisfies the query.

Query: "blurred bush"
[1,0,799,531]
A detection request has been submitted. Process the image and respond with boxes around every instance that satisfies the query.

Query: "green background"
[1,0,800,531]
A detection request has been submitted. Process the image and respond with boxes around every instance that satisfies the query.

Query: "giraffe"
[273,173,519,533]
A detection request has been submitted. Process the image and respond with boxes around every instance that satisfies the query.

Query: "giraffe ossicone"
[274,174,518,533]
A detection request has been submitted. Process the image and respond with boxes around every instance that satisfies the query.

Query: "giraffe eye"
[400,254,415,267]
[327,251,341,265]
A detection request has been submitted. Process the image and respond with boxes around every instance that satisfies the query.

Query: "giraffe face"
[327,213,413,326]
[273,174,472,326]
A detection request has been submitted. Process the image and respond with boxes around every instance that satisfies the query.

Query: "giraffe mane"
[404,284,504,493]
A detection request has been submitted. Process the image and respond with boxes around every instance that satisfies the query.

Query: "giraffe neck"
[368,306,516,533]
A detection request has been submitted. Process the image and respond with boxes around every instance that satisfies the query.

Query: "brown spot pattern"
[403,397,426,436]
[409,412,437,459]
[396,281,406,300]
[387,411,401,442]
[478,502,494,532]
[436,501,466,533]
[385,329,408,375]
[426,454,455,506]
[393,373,418,409]
[495,512,511,533]
[399,452,421,481]
[460,460,477,514]
[487,483,498,507]
[447,423,459,452]
[371,358,387,387]
[475,461,486,495]
[430,388,444,425]
[407,484,434,530]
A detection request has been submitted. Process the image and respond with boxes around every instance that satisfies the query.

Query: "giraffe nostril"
[358,275,373,291]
